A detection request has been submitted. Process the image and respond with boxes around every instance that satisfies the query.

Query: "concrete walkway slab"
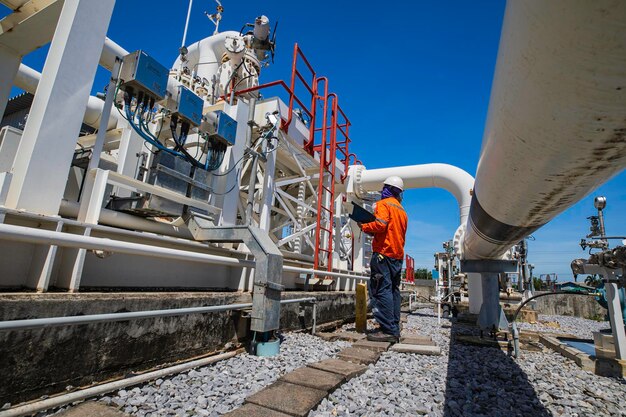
[390,343,441,355]
[333,331,366,342]
[401,336,436,346]
[55,402,130,417]
[279,366,344,392]
[337,347,380,365]
[224,403,292,417]
[352,339,391,352]
[246,381,327,417]
[308,358,368,380]
[315,332,339,342]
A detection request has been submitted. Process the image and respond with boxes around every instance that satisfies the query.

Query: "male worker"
[358,176,408,343]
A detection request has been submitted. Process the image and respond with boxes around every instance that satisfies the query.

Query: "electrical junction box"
[119,50,168,101]
[202,110,237,146]
[169,85,203,127]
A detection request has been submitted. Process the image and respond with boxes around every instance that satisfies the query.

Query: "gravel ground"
[311,308,626,417]
[517,313,611,338]
[42,310,625,417]
[42,333,349,417]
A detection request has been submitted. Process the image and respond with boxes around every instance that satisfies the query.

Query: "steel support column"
[462,260,516,331]
[259,140,277,231]
[0,45,21,120]
[5,0,116,215]
[217,101,248,225]
[186,215,284,333]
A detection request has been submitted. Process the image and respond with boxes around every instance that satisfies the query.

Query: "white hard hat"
[383,176,404,191]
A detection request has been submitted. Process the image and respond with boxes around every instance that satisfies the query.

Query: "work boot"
[366,331,398,343]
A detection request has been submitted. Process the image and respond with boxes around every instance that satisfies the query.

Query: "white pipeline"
[172,31,239,80]
[464,0,626,259]
[14,64,122,131]
[357,163,474,225]
[13,37,129,131]
[0,350,240,417]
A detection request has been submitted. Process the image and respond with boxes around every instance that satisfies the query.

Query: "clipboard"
[349,202,376,223]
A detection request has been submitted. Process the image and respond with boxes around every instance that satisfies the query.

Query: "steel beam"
[0,0,63,56]
[5,0,116,216]
[0,46,21,121]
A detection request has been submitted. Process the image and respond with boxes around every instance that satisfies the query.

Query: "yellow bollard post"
[356,282,367,333]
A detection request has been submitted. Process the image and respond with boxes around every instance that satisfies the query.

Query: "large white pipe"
[12,37,129,130]
[173,31,239,80]
[464,0,626,260]
[357,163,474,224]
[14,63,122,130]
[101,37,129,71]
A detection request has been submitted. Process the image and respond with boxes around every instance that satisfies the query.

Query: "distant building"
[555,281,595,293]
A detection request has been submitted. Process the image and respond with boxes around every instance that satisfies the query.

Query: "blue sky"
[4,1,625,280]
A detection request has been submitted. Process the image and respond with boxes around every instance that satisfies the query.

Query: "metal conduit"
[0,297,317,332]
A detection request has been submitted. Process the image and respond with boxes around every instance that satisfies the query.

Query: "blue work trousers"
[368,252,403,337]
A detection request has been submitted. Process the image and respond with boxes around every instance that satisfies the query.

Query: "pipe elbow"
[356,163,474,225]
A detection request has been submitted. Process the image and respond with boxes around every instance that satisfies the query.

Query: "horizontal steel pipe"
[0,298,318,332]
[464,0,626,259]
[0,303,254,332]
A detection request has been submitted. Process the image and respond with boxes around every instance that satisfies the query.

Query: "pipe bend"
[357,163,474,224]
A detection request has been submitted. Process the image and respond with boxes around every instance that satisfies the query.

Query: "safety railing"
[229,43,317,133]
[405,254,415,283]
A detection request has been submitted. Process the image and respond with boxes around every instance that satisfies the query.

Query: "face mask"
[381,187,395,199]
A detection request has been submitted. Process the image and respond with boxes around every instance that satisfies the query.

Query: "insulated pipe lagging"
[357,163,474,225]
[172,31,239,80]
[12,37,129,130]
[14,64,122,130]
[464,0,626,260]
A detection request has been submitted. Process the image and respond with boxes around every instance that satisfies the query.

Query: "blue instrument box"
[120,50,168,100]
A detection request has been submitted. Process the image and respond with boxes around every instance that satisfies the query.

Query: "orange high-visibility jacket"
[361,197,408,260]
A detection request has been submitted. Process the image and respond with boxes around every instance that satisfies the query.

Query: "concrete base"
[337,347,381,365]
[0,291,359,405]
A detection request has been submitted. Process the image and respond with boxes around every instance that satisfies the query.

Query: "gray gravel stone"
[310,308,625,417]
[40,309,625,417]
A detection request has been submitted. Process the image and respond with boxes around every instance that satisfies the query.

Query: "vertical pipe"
[245,98,257,225]
[312,302,317,335]
[87,58,121,172]
[181,0,194,48]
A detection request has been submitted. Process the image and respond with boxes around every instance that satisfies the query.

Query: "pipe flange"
[352,165,366,199]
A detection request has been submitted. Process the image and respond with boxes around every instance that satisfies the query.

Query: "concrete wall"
[404,279,436,301]
[0,291,359,405]
[529,292,606,321]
